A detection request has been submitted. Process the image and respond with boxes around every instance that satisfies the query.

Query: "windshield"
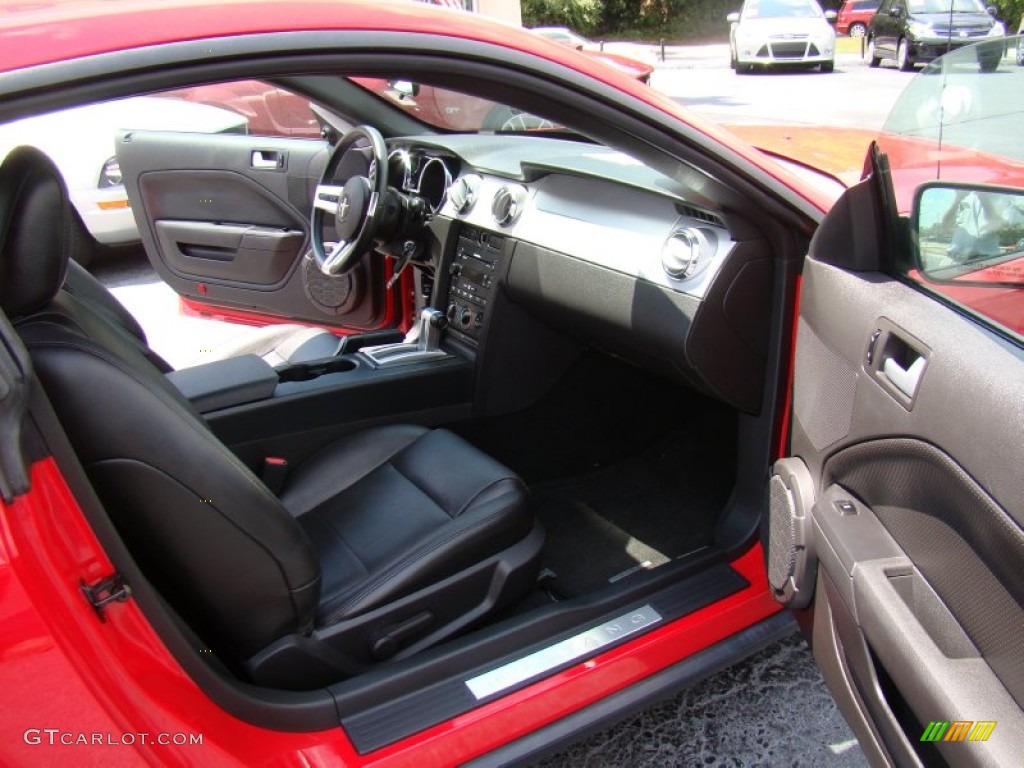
[906,0,988,13]
[742,0,824,19]
[349,77,567,134]
[878,37,1024,214]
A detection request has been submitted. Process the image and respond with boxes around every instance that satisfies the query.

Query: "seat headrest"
[0,146,75,318]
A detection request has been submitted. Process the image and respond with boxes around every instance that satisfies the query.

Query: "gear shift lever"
[416,308,448,353]
[360,307,451,368]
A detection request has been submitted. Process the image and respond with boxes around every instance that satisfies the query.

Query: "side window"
[159,80,324,139]
[883,39,1024,341]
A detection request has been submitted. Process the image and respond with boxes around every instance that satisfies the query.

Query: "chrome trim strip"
[465,604,662,700]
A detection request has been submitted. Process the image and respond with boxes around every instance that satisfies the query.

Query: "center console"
[446,225,505,345]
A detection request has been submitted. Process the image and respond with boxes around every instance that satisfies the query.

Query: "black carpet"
[531,428,734,597]
[454,351,737,598]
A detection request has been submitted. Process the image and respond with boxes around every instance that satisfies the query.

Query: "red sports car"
[0,2,1021,766]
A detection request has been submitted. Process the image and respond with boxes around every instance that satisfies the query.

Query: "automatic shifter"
[359,308,451,368]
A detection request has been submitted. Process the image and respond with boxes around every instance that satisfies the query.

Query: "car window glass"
[159,80,324,139]
[743,0,824,19]
[348,78,566,134]
[906,0,986,12]
[879,37,1024,339]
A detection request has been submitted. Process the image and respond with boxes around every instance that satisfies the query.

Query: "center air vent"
[449,174,482,214]
[491,184,527,227]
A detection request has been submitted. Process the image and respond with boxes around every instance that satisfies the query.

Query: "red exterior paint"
[775,274,803,460]
[0,457,777,766]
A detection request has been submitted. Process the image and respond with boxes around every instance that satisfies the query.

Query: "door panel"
[119,131,388,330]
[778,256,1024,767]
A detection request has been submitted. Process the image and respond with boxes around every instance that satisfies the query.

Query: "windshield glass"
[878,36,1024,213]
[349,77,566,134]
[905,0,988,13]
[742,0,824,19]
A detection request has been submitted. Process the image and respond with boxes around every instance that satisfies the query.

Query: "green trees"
[521,0,734,40]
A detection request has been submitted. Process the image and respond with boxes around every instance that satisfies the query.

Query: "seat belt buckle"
[262,457,289,495]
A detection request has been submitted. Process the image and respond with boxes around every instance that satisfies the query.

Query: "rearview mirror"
[913,183,1024,283]
[389,80,420,98]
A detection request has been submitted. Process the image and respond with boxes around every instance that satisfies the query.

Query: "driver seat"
[0,145,544,688]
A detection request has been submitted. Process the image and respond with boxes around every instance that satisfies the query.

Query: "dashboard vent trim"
[678,204,724,228]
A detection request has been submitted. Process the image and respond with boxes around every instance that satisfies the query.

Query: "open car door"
[117,80,400,332]
[770,41,1024,767]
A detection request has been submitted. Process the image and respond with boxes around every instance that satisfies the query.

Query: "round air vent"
[491,184,527,227]
[661,227,717,281]
[448,174,482,214]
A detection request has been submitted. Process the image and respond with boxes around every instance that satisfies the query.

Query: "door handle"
[251,150,284,170]
[866,319,930,407]
[882,355,925,398]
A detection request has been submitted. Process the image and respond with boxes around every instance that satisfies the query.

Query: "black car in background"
[867,0,1005,70]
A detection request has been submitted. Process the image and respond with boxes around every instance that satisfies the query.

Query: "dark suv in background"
[867,0,1005,70]
[836,0,880,37]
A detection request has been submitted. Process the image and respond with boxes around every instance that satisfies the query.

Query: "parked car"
[1,2,1023,767]
[866,0,1005,70]
[728,0,838,73]
[0,97,247,262]
[836,0,880,36]
[531,26,655,83]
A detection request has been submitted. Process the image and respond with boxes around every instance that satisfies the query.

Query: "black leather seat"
[0,146,543,688]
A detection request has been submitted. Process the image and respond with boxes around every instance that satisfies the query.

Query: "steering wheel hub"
[336,176,371,241]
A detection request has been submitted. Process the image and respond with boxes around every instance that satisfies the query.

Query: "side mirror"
[389,80,420,99]
[825,9,838,20]
[889,6,902,16]
[727,12,740,23]
[913,182,1024,283]
[986,5,998,16]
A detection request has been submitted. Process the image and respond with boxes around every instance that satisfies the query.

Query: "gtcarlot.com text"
[24,729,203,747]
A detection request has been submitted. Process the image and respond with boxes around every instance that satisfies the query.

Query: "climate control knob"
[457,306,474,329]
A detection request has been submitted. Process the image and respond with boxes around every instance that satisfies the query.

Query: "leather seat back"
[0,147,321,662]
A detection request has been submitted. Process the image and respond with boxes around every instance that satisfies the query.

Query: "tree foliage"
[520,0,603,35]
[522,0,739,41]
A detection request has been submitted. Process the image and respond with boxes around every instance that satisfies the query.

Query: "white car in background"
[728,0,837,73]
[0,96,247,262]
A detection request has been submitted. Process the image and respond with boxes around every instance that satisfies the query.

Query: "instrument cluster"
[387,147,456,215]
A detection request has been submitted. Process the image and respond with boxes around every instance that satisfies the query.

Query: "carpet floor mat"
[532,430,733,597]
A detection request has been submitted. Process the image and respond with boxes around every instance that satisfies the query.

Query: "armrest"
[167,354,279,413]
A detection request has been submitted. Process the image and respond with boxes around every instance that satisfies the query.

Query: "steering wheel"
[311,125,389,275]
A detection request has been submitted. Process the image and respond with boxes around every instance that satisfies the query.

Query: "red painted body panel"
[0,457,777,765]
